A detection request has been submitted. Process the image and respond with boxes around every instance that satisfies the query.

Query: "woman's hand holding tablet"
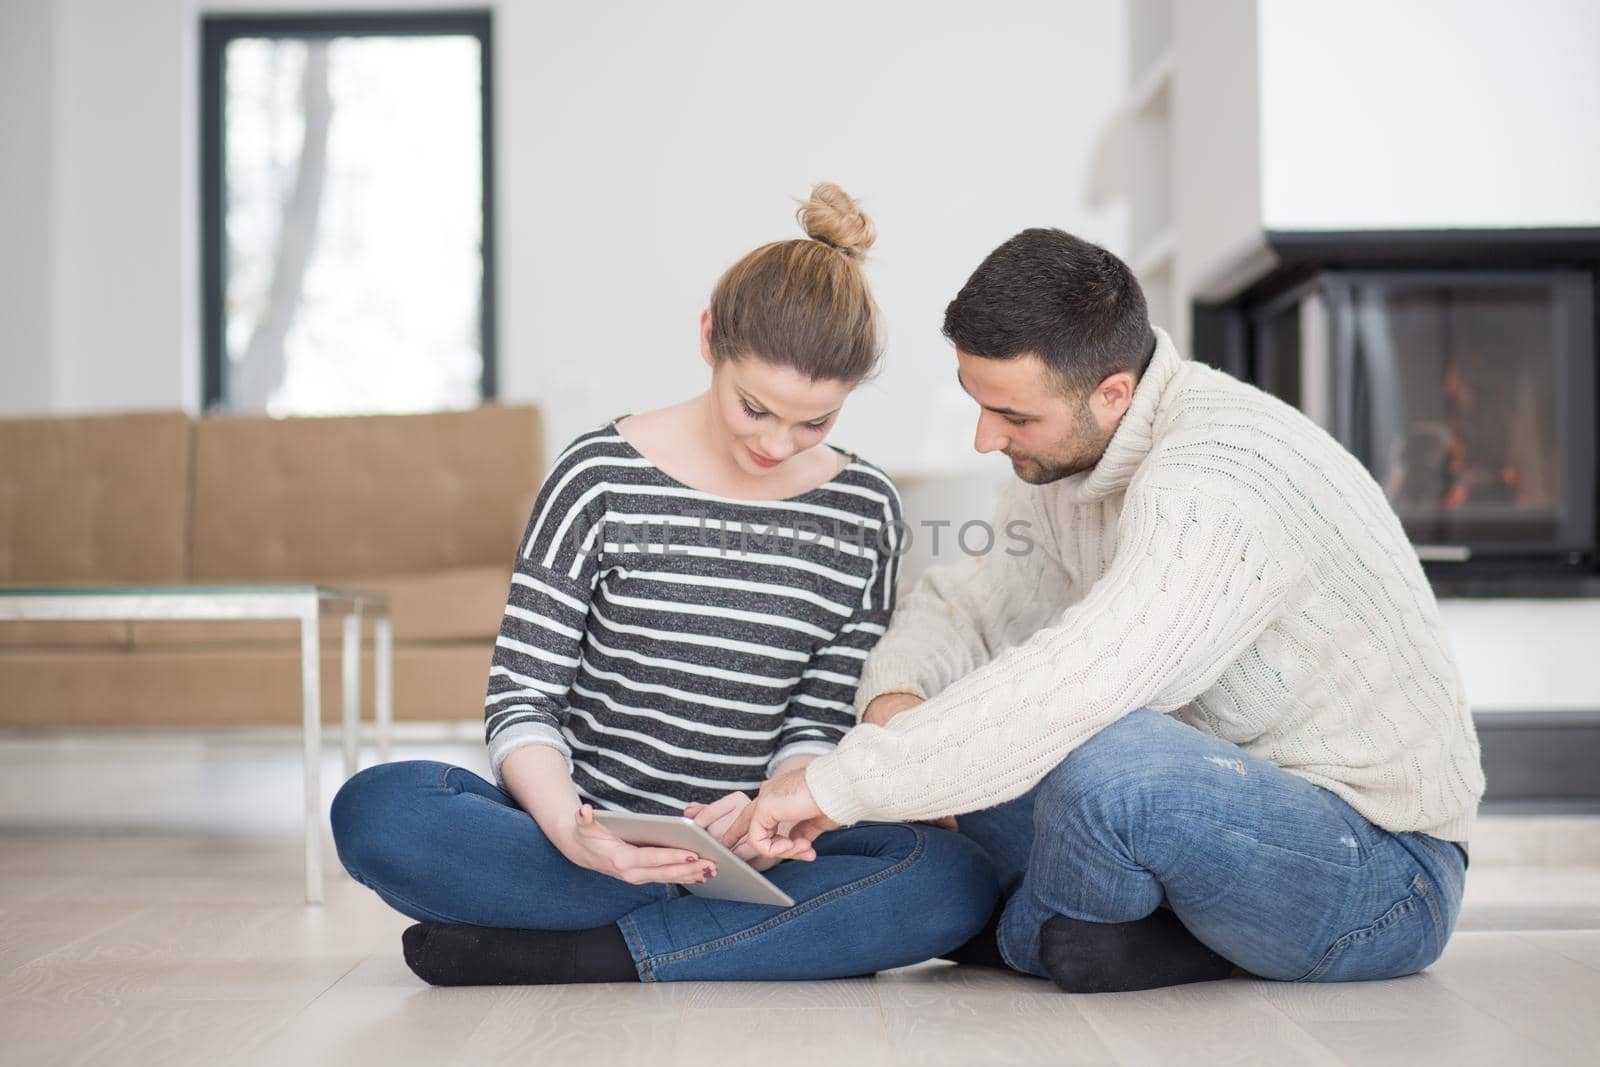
[561,803,718,887]
[592,809,797,907]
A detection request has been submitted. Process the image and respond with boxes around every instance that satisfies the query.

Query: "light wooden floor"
[4,831,1598,1065]
[1,740,1598,1065]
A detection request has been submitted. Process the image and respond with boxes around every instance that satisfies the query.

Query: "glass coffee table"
[0,584,393,904]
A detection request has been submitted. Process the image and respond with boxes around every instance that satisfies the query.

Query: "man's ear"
[1092,371,1137,426]
[699,309,715,368]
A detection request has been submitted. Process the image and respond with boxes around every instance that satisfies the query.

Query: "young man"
[728,228,1483,992]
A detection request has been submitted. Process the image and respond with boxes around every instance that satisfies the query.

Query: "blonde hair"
[707,182,882,382]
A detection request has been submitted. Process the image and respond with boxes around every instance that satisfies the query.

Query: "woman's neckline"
[609,414,855,505]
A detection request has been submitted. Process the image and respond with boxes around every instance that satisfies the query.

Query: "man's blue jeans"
[330,761,1000,982]
[957,708,1468,981]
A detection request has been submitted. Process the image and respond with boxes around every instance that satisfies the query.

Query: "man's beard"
[1006,409,1115,485]
[1006,452,1098,485]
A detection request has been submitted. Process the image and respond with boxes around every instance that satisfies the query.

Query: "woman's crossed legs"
[331,760,1000,983]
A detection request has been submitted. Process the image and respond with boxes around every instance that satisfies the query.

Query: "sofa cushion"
[124,566,512,647]
[0,411,190,584]
[0,621,132,649]
[190,405,542,582]
[0,644,493,726]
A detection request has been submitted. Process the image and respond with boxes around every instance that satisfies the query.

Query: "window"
[201,12,494,415]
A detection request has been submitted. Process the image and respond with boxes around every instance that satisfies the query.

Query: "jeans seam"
[1416,871,1446,949]
[631,824,929,972]
[1411,835,1466,900]
[1294,872,1424,983]
[994,902,1030,975]
[617,913,655,983]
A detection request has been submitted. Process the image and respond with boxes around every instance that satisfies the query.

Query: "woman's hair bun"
[796,181,876,260]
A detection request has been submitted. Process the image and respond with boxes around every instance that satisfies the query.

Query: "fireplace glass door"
[1253,270,1595,563]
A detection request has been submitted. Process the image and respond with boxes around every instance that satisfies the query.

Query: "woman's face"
[700,310,856,478]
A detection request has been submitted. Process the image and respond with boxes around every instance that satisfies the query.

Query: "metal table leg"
[375,614,394,764]
[341,608,362,779]
[301,608,323,906]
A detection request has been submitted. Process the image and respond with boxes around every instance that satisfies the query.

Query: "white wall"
[1438,601,1600,712]
[1257,0,1600,230]
[1,0,195,417]
[58,0,195,413]
[0,0,1130,478]
[1170,0,1260,351]
[1164,0,1600,308]
[0,0,58,414]
[496,1,1128,474]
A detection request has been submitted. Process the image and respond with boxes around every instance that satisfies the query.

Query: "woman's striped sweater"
[484,419,903,814]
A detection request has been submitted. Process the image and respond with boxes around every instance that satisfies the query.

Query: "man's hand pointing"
[721,768,840,860]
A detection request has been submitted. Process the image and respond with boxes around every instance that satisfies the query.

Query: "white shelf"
[1122,49,1175,122]
[1129,0,1174,77]
[1130,226,1178,278]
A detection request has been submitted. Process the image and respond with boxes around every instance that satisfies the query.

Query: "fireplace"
[1193,230,1600,591]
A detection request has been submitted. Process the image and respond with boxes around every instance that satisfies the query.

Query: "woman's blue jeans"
[330,760,1000,982]
[957,708,1469,982]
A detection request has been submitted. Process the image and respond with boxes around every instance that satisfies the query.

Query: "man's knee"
[1032,708,1179,819]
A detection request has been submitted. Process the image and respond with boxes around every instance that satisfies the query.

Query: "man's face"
[955,349,1130,485]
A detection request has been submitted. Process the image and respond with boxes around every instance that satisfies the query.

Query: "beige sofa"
[0,406,542,728]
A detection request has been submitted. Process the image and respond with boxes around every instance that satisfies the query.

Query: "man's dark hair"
[942,228,1156,396]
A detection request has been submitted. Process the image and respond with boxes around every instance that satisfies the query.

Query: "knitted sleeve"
[805,484,1296,825]
[853,482,1071,713]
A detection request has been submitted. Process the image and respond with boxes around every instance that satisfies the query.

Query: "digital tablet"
[592,810,796,907]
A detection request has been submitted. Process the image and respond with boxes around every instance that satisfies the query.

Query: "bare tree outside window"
[202,15,494,416]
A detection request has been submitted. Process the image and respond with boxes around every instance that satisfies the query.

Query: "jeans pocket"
[1295,872,1444,983]
[1409,833,1468,903]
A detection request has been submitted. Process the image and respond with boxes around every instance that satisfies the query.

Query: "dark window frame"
[199,10,496,411]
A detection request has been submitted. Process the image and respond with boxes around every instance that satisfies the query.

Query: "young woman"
[330,184,999,985]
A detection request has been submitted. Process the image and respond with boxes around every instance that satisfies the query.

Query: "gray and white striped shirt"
[484,419,903,814]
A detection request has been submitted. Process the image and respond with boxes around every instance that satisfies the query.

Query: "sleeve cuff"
[766,739,838,778]
[853,652,932,715]
[488,722,573,789]
[803,748,875,826]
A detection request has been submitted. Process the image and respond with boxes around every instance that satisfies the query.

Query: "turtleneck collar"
[1054,325,1184,505]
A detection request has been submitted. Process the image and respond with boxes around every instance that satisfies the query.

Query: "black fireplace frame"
[1192,228,1600,596]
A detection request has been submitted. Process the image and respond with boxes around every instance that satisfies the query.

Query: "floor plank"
[239,954,497,1067]
[1422,931,1600,1058]
[1293,1016,1587,1067]
[452,982,682,1066]
[1516,929,1600,973]
[0,903,143,975]
[1069,978,1347,1066]
[882,990,1116,1065]
[677,1005,892,1067]
[1249,960,1583,1067]
[0,998,301,1067]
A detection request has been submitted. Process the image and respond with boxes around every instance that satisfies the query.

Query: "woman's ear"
[699,309,715,368]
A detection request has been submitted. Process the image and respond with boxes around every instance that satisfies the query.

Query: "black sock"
[401,922,640,986]
[939,904,1012,970]
[1039,909,1240,993]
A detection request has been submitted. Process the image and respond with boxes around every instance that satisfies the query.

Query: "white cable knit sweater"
[805,327,1484,844]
